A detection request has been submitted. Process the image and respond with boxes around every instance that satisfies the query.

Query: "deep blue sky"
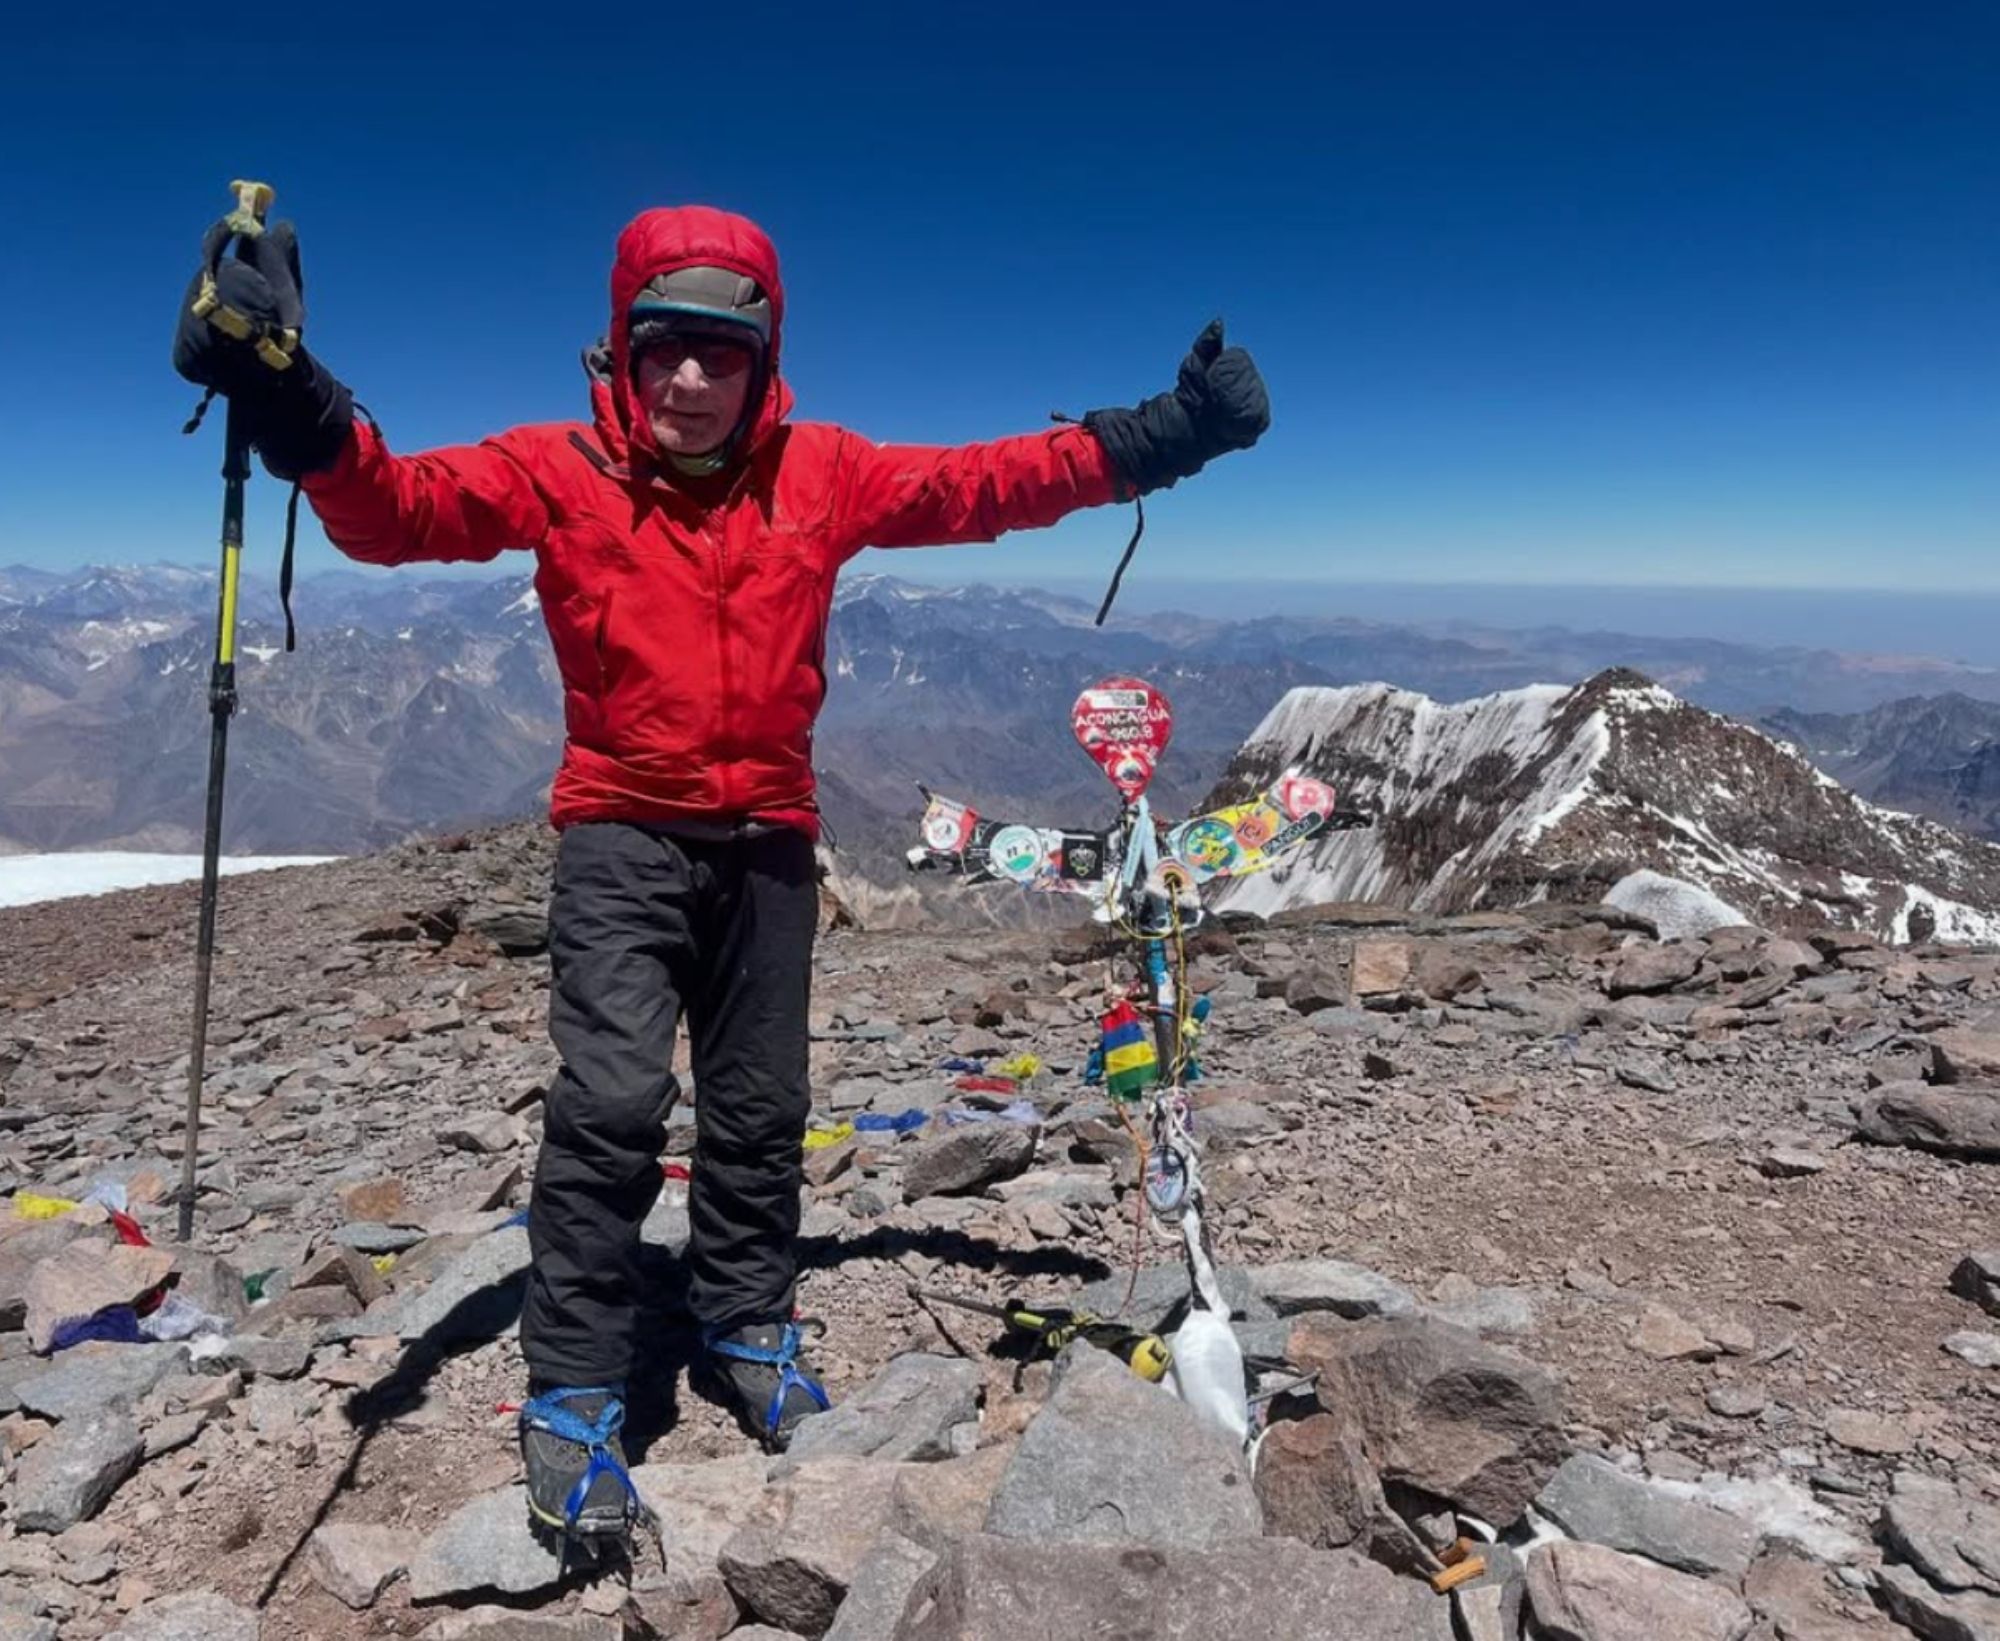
[2,2,1994,596]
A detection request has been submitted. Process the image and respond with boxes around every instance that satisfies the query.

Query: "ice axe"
[174,178,285,1242]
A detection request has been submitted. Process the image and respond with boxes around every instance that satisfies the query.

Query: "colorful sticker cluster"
[1162,769,1339,884]
[911,792,1114,895]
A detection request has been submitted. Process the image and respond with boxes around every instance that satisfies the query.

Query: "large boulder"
[900,1535,1455,1640]
[1876,1563,2000,1640]
[13,1342,190,1421]
[1952,1251,2000,1318]
[23,1242,174,1353]
[983,1343,1261,1549]
[1605,943,1703,999]
[1255,1412,1382,1550]
[1858,1083,2000,1160]
[820,1531,939,1641]
[1289,1315,1564,1526]
[0,1220,92,1332]
[1927,1028,2000,1085]
[628,1453,771,1638]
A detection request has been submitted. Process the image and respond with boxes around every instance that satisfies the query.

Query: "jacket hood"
[591,206,792,470]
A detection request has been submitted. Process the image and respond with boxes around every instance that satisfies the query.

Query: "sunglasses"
[635,335,757,380]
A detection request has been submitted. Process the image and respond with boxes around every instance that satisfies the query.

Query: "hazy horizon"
[21,558,2000,674]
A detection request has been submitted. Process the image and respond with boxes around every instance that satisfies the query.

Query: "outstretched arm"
[171,210,546,567]
[840,423,1122,554]
[839,320,1268,557]
[301,421,549,566]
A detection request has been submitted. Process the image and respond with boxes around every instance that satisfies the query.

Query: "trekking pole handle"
[226,179,275,238]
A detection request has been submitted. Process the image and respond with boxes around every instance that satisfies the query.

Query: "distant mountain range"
[11,562,2000,904]
[1764,694,2000,844]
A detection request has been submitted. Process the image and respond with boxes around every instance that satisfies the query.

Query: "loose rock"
[1950,1251,2000,1318]
[1249,1259,1419,1321]
[12,1409,142,1532]
[900,1124,1037,1202]
[308,1521,409,1610]
[1534,1453,1760,1579]
[983,1344,1262,1549]
[104,1590,261,1641]
[1525,1539,1754,1640]
[784,1352,979,1465]
[1289,1315,1564,1526]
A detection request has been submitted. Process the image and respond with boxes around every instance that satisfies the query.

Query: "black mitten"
[1084,320,1270,495]
[173,217,354,480]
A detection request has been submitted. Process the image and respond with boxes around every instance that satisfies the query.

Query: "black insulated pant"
[520,821,816,1389]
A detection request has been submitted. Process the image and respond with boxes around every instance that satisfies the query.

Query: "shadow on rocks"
[796,1224,1115,1285]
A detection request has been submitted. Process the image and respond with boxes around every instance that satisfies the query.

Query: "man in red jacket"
[175,204,1268,1540]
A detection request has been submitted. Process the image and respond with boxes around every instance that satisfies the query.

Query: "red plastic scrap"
[953,1075,1018,1095]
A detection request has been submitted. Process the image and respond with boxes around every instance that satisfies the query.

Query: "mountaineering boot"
[518,1385,646,1541]
[703,1320,831,1451]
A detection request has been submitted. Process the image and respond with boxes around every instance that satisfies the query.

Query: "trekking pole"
[177,180,271,1242]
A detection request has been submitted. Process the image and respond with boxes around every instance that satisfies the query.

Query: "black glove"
[173,217,354,481]
[1084,320,1269,495]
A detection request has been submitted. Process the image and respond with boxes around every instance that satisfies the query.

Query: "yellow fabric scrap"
[802,1122,855,1151]
[14,1192,77,1220]
[370,1254,398,1276]
[996,1053,1042,1082]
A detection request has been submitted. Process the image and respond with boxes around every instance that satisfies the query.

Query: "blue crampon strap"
[704,1322,832,1441]
[517,1386,646,1534]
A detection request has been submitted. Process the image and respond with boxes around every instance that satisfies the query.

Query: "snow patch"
[1652,1474,1866,1566]
[1895,883,2000,946]
[0,852,340,910]
[501,586,540,617]
[1606,869,1750,939]
[244,643,280,663]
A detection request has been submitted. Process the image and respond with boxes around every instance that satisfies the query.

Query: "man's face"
[634,330,758,456]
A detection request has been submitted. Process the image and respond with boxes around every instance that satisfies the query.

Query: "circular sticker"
[1276,773,1336,821]
[923,809,967,852]
[987,825,1047,883]
[1233,806,1278,849]
[1174,818,1241,880]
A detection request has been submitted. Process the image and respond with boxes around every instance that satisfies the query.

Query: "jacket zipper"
[712,515,733,813]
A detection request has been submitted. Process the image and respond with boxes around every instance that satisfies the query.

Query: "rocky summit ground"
[1,822,1999,1638]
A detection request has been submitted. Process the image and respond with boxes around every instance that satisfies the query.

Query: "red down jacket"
[301,206,1122,837]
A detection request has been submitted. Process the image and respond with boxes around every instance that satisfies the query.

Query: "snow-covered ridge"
[1209,670,2000,943]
